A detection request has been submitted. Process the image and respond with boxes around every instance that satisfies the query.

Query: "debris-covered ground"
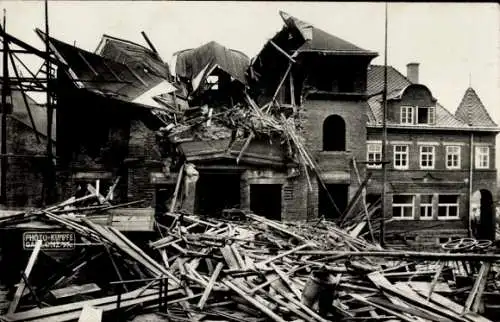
[0,189,499,322]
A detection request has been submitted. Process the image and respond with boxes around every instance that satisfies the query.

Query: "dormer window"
[400,106,414,124]
[400,106,435,125]
[417,106,435,124]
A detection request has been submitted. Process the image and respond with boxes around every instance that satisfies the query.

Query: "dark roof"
[366,65,482,130]
[455,87,497,127]
[96,34,171,80]
[367,65,411,96]
[174,41,249,85]
[42,31,166,102]
[280,11,377,56]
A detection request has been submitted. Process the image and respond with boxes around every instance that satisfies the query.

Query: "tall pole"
[1,9,8,204]
[379,2,388,246]
[45,0,54,204]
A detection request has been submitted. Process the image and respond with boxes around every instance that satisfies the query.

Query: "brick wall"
[366,127,497,243]
[127,119,162,207]
[3,117,48,208]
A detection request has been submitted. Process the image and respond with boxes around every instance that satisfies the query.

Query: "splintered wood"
[1,194,499,321]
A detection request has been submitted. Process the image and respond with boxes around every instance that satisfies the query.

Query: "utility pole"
[1,9,8,204]
[379,2,389,246]
[44,0,55,204]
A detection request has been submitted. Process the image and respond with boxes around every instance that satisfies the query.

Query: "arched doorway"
[471,189,496,240]
[323,115,346,151]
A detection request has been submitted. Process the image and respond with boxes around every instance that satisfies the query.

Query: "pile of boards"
[1,194,500,321]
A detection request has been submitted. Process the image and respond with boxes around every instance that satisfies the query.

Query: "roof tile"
[455,87,497,127]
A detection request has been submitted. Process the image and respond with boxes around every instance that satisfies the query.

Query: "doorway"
[250,184,282,220]
[319,184,348,219]
[478,189,495,240]
[195,172,241,217]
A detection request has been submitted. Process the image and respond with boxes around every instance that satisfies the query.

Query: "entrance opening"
[155,184,175,215]
[319,184,348,219]
[195,172,241,216]
[250,184,282,220]
[323,115,346,151]
[471,189,496,240]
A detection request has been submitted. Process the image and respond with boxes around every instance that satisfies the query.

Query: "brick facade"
[1,116,49,208]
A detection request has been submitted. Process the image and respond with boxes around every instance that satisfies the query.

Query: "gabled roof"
[455,87,497,127]
[280,11,377,56]
[366,65,489,130]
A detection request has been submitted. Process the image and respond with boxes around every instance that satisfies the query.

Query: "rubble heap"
[0,189,498,321]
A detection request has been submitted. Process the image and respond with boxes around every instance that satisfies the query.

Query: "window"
[419,146,435,169]
[393,145,409,169]
[417,107,435,124]
[420,194,433,220]
[323,115,346,151]
[446,146,461,169]
[438,195,459,219]
[475,146,489,169]
[400,106,414,124]
[367,143,382,168]
[392,195,414,219]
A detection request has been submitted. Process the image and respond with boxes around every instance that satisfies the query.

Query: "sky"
[1,1,499,167]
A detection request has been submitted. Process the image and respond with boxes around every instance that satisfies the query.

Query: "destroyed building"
[1,11,498,249]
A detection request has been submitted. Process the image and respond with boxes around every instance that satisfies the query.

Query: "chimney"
[406,62,419,84]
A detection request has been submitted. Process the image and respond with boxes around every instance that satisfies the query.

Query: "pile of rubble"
[0,188,499,321]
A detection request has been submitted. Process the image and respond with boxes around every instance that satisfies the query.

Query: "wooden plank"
[50,283,101,300]
[350,293,418,322]
[5,288,182,322]
[8,239,43,314]
[396,281,452,293]
[78,305,102,322]
[413,289,492,322]
[466,262,491,313]
[255,242,312,268]
[197,262,224,310]
[368,272,469,322]
[269,263,301,299]
[223,279,287,322]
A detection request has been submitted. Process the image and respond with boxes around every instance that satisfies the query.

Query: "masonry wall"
[298,97,369,218]
[3,117,48,208]
[127,119,163,207]
[366,128,498,249]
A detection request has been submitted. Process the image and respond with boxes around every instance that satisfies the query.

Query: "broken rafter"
[269,40,296,63]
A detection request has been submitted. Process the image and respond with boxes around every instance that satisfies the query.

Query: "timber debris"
[0,193,499,321]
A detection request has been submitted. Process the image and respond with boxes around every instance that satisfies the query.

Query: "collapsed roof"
[37,29,176,109]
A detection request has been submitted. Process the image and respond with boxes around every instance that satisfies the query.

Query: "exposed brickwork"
[127,120,162,207]
[2,116,48,208]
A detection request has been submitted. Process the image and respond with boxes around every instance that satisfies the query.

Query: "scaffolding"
[0,1,57,205]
